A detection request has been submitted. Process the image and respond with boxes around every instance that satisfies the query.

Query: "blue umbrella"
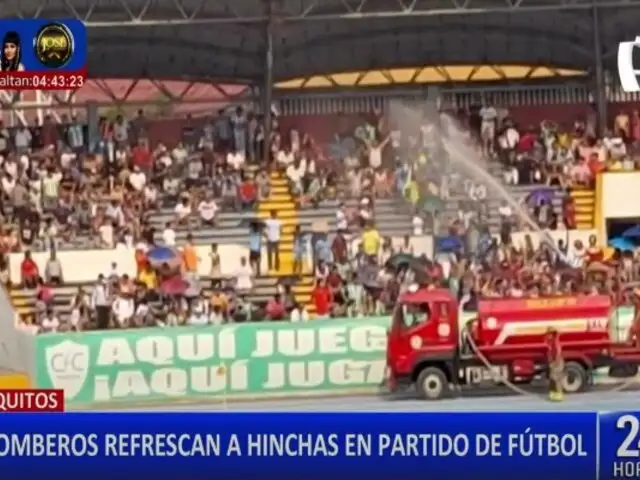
[622,225,640,239]
[609,237,636,252]
[147,246,180,267]
[526,188,555,206]
[435,235,463,253]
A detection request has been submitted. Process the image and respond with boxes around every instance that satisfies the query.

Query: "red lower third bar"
[0,389,64,412]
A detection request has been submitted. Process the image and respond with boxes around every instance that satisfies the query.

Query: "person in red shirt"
[312,279,333,319]
[132,138,152,175]
[21,251,39,289]
[562,198,576,230]
[239,178,257,210]
[585,235,603,264]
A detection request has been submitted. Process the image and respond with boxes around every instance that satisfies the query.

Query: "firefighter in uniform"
[546,328,564,402]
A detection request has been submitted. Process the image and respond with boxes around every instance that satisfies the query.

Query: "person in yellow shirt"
[361,224,381,259]
[210,289,228,317]
[137,265,157,290]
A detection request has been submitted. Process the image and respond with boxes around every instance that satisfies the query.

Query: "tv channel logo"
[618,37,640,92]
[33,22,74,69]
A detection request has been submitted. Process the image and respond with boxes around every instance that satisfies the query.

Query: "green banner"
[35,317,390,406]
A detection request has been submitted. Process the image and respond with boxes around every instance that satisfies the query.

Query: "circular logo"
[437,323,451,337]
[34,23,74,69]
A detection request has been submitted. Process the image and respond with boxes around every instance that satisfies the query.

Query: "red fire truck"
[386,287,640,400]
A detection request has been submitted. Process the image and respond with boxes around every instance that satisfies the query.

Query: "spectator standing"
[182,234,199,281]
[14,125,32,154]
[230,106,247,154]
[249,222,262,275]
[265,210,281,272]
[44,250,63,284]
[234,256,254,294]
[480,102,497,155]
[91,274,112,329]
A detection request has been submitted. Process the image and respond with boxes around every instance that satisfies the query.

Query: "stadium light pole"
[591,0,607,136]
[262,0,276,166]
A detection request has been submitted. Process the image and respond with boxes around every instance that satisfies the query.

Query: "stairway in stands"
[569,187,595,229]
[257,172,315,310]
[258,171,296,276]
[10,289,30,320]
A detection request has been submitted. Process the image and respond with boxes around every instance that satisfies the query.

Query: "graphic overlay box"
[0,19,86,90]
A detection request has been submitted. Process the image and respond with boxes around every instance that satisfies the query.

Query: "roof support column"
[86,102,100,153]
[591,0,607,135]
[262,0,275,165]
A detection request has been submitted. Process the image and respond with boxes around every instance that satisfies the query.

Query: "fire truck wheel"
[562,362,588,394]
[416,367,448,400]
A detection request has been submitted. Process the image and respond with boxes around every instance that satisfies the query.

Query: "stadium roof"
[5,0,640,82]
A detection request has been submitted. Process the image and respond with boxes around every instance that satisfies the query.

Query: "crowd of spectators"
[7,98,640,333]
[276,102,640,321]
[5,106,276,332]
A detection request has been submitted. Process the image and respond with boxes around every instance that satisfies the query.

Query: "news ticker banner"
[0,19,87,90]
[0,412,637,480]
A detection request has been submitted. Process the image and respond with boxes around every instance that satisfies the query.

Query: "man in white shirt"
[172,143,188,164]
[128,166,147,192]
[162,222,176,246]
[144,183,158,207]
[198,194,218,226]
[227,150,245,170]
[174,196,192,225]
[234,256,254,293]
[498,202,512,221]
[40,310,60,333]
[264,210,282,271]
[286,160,304,195]
[112,294,134,327]
[277,147,295,168]
[336,203,348,231]
[99,221,114,248]
[479,103,498,155]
